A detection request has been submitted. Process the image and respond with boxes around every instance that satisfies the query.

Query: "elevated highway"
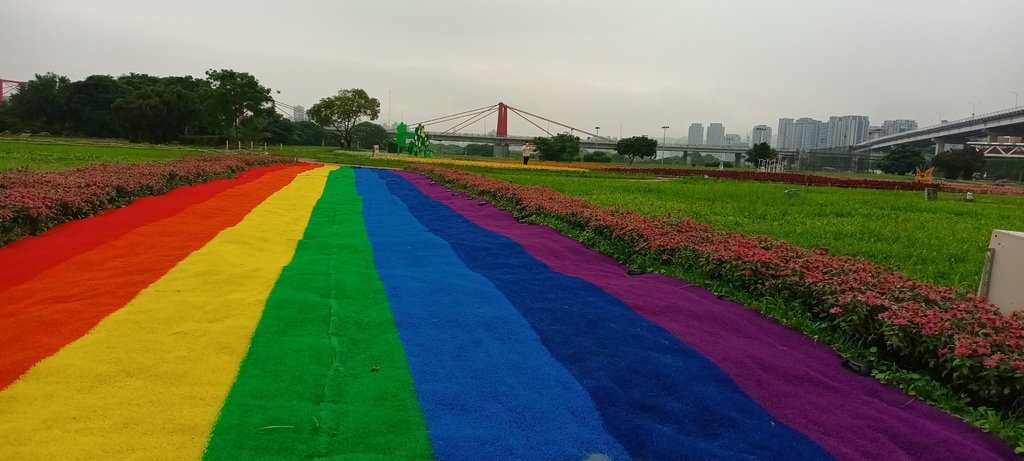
[856,106,1024,155]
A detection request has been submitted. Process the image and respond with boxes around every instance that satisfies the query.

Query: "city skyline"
[3,1,1022,140]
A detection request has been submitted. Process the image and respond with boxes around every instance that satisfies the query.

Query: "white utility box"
[983,230,1024,314]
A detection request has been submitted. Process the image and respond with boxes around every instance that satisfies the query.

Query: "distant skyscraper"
[293,105,307,122]
[881,119,918,136]
[825,115,870,147]
[751,125,772,145]
[688,123,704,145]
[777,118,795,149]
[706,123,725,146]
[793,117,823,151]
[868,126,887,141]
[725,133,744,146]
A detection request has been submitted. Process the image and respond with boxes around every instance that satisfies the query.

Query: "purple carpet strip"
[397,170,1016,461]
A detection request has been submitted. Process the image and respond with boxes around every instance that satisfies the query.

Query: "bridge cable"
[412,104,498,126]
[444,108,499,135]
[507,105,608,141]
[506,107,554,137]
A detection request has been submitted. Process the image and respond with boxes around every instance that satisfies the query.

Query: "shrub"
[0,154,294,246]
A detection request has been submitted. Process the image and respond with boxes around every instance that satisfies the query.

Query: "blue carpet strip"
[354,168,630,461]
[376,168,834,461]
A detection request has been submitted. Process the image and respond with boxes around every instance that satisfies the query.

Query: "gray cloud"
[2,0,1022,139]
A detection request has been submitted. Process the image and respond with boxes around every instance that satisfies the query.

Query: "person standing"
[522,143,534,165]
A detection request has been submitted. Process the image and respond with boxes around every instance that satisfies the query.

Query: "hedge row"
[0,154,294,246]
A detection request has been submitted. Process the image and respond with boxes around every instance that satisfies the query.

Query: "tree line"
[0,70,388,148]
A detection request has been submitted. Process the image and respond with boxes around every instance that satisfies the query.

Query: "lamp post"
[661,125,669,163]
[969,102,980,117]
[936,111,945,123]
[595,126,600,138]
[1012,91,1023,108]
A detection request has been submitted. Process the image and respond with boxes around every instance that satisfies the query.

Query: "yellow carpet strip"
[0,166,335,460]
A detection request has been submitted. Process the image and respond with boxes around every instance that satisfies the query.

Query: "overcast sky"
[3,0,1023,140]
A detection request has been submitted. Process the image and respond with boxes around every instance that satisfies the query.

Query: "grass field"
[4,140,1022,290]
[0,138,213,170]
[471,168,1024,290]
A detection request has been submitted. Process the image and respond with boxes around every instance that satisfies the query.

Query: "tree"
[532,133,581,161]
[350,121,389,149]
[583,150,612,162]
[465,143,493,156]
[263,112,294,145]
[204,69,274,139]
[3,72,72,134]
[290,120,340,146]
[307,88,380,148]
[65,75,127,138]
[112,85,200,143]
[744,142,778,166]
[876,144,926,175]
[932,146,985,180]
[615,135,657,164]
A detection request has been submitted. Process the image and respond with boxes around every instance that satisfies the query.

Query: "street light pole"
[661,125,669,164]
[1012,91,1023,108]
[969,102,980,117]
[595,126,600,138]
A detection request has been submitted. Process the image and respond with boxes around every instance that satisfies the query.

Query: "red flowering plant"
[0,154,293,246]
[412,164,1024,410]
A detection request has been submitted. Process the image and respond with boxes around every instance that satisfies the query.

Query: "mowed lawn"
[474,168,1024,290]
[0,138,349,170]
[0,138,214,170]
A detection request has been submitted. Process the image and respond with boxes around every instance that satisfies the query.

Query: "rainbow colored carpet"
[0,165,1014,460]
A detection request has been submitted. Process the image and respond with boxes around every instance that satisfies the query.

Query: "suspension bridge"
[385,102,796,162]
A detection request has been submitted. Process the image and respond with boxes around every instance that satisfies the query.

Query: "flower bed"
[412,164,1024,411]
[0,154,294,246]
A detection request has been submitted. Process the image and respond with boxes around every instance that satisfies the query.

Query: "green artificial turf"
[471,168,1024,290]
[203,167,433,460]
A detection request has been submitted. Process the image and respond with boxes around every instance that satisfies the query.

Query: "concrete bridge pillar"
[493,142,509,157]
[932,138,947,155]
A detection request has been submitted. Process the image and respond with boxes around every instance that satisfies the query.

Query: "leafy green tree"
[583,150,612,162]
[112,85,200,143]
[744,142,778,166]
[465,143,493,156]
[263,112,294,144]
[290,120,340,146]
[615,135,657,164]
[65,75,127,138]
[307,88,380,148]
[932,146,985,180]
[3,72,72,134]
[350,121,389,149]
[532,133,581,161]
[204,69,274,139]
[876,144,926,175]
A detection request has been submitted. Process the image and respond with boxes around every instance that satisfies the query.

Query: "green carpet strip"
[203,167,434,460]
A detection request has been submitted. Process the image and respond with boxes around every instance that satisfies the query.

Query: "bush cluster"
[0,154,293,246]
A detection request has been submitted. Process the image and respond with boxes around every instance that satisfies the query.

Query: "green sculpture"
[395,122,409,154]
[408,124,432,157]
